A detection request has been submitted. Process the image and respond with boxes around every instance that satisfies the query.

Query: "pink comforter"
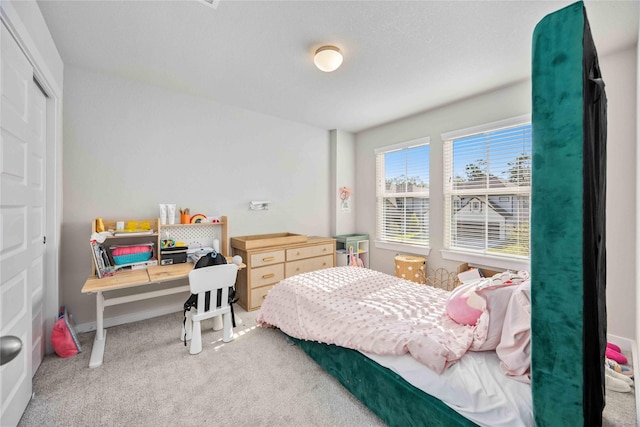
[256,266,488,374]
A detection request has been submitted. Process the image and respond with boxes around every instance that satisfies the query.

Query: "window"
[375,138,430,248]
[443,116,531,260]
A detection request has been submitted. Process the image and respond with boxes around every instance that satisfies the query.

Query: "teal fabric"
[290,336,478,427]
[531,2,585,425]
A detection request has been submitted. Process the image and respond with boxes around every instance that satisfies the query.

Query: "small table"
[81,260,245,368]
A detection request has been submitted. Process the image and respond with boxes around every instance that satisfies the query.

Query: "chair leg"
[182,311,193,342]
[212,314,223,331]
[190,319,202,355]
[222,312,234,343]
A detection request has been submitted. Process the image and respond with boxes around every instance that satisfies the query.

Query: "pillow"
[468,271,529,351]
[471,284,519,351]
[496,279,531,383]
[445,280,486,326]
[446,271,530,351]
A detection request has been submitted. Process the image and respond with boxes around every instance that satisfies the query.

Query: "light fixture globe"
[314,46,343,72]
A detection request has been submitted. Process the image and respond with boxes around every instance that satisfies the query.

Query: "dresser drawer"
[250,263,284,288]
[286,243,333,261]
[250,284,276,310]
[285,254,334,278]
[250,250,285,268]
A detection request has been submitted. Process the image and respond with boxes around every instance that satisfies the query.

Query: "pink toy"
[445,282,484,326]
[607,342,621,353]
[606,347,628,365]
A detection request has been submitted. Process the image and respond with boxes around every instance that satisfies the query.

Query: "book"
[90,241,103,278]
[90,240,115,278]
[457,268,483,284]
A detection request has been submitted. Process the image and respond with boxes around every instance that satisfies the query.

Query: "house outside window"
[375,137,430,251]
[442,116,531,261]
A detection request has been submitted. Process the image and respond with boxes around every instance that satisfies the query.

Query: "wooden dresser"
[231,235,336,311]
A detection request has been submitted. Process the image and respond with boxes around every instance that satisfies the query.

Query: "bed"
[257,266,533,426]
[258,2,607,425]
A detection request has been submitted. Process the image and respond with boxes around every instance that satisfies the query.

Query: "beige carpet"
[19,307,383,427]
[603,348,637,427]
[19,306,636,426]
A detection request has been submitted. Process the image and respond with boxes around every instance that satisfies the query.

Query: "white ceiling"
[37,0,638,133]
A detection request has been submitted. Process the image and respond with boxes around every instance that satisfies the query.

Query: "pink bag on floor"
[51,306,81,358]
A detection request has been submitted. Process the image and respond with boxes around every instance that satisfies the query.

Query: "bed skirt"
[289,335,478,427]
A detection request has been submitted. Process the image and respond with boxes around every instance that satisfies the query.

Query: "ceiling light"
[313,46,343,72]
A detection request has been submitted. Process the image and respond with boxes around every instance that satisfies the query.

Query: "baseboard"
[75,302,184,334]
[607,333,639,427]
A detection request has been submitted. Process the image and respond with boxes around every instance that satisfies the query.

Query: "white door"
[1,20,47,426]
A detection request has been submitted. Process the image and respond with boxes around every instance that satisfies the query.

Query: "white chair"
[182,263,238,355]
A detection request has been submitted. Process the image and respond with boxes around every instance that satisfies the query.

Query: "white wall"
[637,13,640,351]
[603,47,637,340]
[330,129,356,236]
[355,80,531,274]
[355,46,637,340]
[62,66,332,326]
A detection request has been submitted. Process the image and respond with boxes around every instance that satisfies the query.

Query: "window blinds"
[443,119,531,258]
[375,138,430,247]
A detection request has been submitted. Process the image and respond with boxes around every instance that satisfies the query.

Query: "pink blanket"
[256,267,488,374]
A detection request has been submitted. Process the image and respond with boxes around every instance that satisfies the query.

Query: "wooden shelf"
[161,221,225,227]
[90,216,230,277]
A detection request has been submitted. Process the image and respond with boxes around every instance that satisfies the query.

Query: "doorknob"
[0,336,22,366]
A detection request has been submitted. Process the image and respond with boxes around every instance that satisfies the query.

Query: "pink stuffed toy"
[445,282,484,326]
[606,343,628,365]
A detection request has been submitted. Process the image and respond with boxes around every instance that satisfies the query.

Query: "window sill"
[440,249,530,272]
[375,241,431,257]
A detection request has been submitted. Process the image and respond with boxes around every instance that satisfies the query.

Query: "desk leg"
[89,291,106,368]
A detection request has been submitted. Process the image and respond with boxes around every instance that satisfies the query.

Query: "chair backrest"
[188,263,238,295]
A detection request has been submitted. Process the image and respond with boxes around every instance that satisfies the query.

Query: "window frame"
[441,115,531,271]
[374,137,431,256]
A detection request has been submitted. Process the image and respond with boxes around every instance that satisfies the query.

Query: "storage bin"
[110,244,154,265]
[113,251,153,265]
[395,255,426,284]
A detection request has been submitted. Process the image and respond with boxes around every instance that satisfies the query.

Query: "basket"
[394,255,426,284]
[113,251,152,265]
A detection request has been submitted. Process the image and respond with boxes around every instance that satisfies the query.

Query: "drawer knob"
[263,257,275,262]
[263,294,267,299]
[262,273,275,279]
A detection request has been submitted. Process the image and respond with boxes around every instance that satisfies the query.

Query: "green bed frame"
[290,336,477,427]
[531,1,606,426]
[290,2,606,426]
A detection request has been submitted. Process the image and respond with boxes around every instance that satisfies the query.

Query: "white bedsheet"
[363,350,533,427]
